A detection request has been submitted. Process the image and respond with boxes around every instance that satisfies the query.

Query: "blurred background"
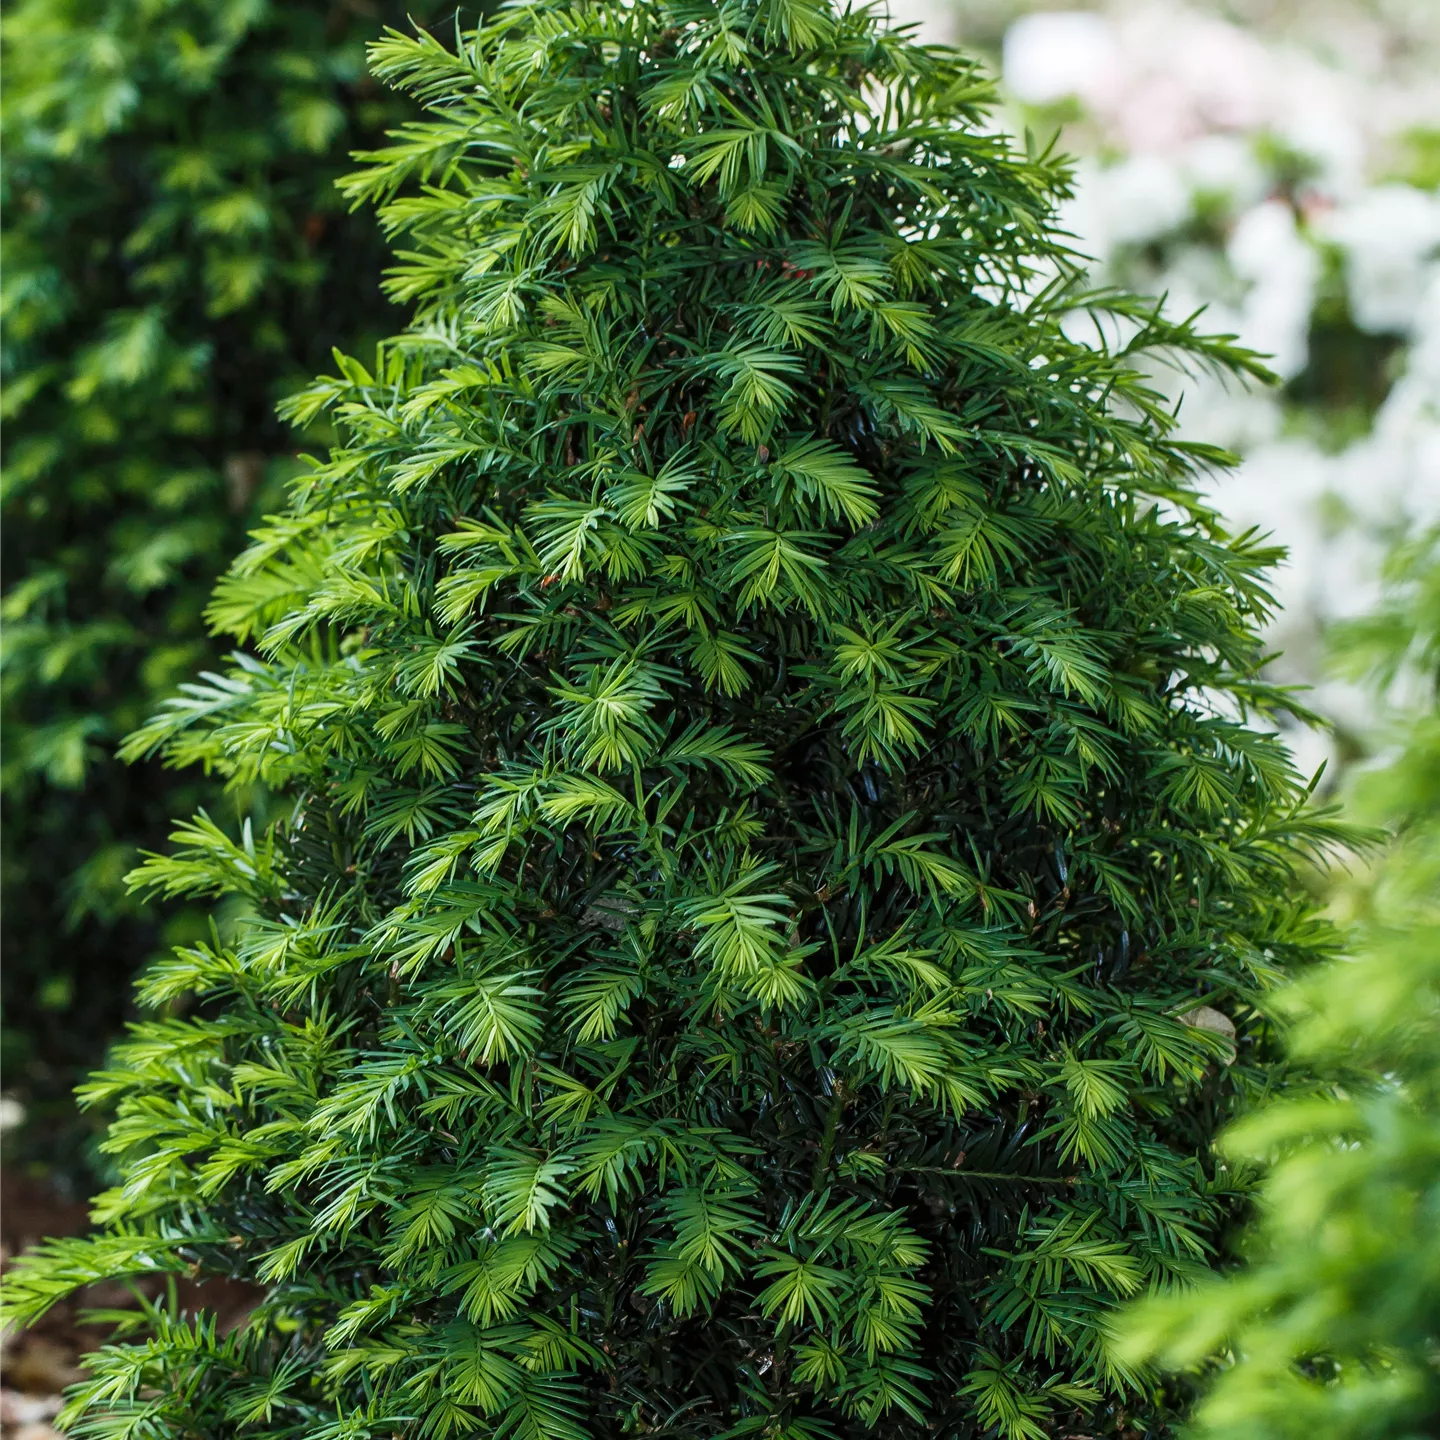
[903,0,1440,780]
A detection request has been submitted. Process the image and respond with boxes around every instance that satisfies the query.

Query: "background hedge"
[0,0,448,1177]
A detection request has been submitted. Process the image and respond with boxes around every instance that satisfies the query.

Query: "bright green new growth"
[3,3,1346,1436]
[0,0,435,1162]
[1119,526,1440,1440]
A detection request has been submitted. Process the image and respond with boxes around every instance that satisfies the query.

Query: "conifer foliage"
[1119,527,1440,1440]
[0,0,436,1157]
[5,3,1343,1436]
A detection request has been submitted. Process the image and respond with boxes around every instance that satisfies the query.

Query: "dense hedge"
[0,0,442,1169]
[5,2,1345,1437]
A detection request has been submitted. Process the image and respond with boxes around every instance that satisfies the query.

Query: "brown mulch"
[1,1173,93,1440]
[1,1171,260,1440]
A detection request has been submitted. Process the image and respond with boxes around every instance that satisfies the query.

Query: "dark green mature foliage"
[4,2,1345,1435]
[0,0,441,1163]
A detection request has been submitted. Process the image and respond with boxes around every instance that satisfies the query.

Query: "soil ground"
[2,1174,92,1440]
[1,1171,258,1439]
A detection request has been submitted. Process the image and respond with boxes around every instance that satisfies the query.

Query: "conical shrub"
[0,0,444,1168]
[4,4,1346,1436]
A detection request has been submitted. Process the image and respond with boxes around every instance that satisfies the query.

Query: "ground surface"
[0,1172,258,1440]
[2,1175,92,1440]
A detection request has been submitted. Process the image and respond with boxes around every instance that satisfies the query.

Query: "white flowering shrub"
[897,0,1440,773]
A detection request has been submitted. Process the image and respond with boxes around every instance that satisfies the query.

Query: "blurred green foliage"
[0,0,441,1177]
[1284,241,1407,454]
[1119,525,1440,1438]
[1388,125,1440,192]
